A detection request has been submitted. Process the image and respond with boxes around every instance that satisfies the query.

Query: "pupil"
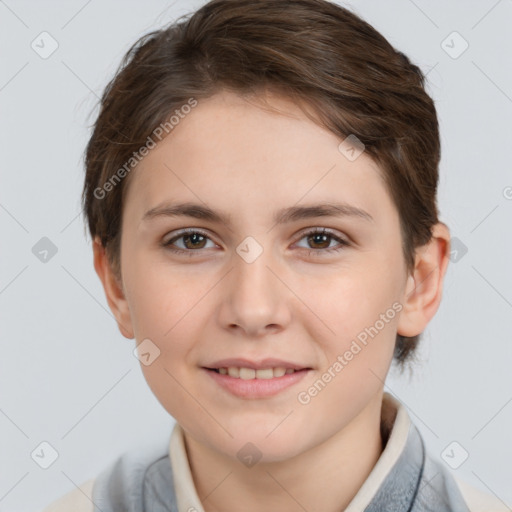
[310,234,329,248]
[186,233,205,249]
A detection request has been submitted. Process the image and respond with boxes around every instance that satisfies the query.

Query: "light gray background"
[1,1,511,510]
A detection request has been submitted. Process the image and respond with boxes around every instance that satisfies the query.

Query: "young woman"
[43,1,508,510]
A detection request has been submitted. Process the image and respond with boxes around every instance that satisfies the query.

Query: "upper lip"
[203,358,311,371]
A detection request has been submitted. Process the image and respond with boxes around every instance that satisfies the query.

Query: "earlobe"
[92,237,135,339]
[397,223,451,338]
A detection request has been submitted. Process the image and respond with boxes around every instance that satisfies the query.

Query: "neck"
[183,390,385,512]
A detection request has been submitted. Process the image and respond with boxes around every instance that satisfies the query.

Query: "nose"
[217,241,291,338]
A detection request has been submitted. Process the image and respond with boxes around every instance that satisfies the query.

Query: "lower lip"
[203,368,311,399]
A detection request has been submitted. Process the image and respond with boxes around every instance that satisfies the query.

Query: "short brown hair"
[82,0,441,371]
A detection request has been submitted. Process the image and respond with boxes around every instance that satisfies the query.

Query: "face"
[115,89,412,462]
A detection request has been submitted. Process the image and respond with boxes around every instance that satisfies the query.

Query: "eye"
[294,228,349,255]
[162,228,217,255]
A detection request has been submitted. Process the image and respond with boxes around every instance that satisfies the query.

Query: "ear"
[397,222,451,337]
[92,236,134,339]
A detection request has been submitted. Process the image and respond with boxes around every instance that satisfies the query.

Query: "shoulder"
[416,445,510,512]
[41,478,95,512]
[41,437,174,511]
[453,475,511,512]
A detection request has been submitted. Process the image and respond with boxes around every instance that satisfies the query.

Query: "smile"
[213,367,297,379]
[203,367,311,399]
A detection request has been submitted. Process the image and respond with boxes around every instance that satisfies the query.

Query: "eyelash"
[162,227,349,257]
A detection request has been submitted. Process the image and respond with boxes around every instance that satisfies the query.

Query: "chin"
[225,424,312,462]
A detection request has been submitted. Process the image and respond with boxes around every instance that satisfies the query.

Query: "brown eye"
[181,232,208,250]
[295,228,349,255]
[163,229,216,254]
[306,232,331,249]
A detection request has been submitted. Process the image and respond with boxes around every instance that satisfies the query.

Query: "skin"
[94,89,451,512]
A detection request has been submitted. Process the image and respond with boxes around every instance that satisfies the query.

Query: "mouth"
[205,366,308,379]
[202,365,312,399]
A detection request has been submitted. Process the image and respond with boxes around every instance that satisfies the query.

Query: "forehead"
[124,89,393,225]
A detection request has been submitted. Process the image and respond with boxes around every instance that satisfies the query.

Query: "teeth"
[239,368,256,380]
[220,366,295,379]
[255,368,273,379]
[274,367,287,377]
[227,367,240,378]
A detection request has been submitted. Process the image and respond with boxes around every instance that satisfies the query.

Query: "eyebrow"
[142,201,374,225]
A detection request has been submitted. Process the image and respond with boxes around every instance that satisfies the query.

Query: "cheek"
[295,275,397,415]
[123,247,205,339]
[297,262,400,340]
[126,262,210,419]
[291,262,400,403]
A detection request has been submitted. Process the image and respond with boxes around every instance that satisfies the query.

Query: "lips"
[203,358,312,381]
[215,367,297,379]
[203,364,311,398]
